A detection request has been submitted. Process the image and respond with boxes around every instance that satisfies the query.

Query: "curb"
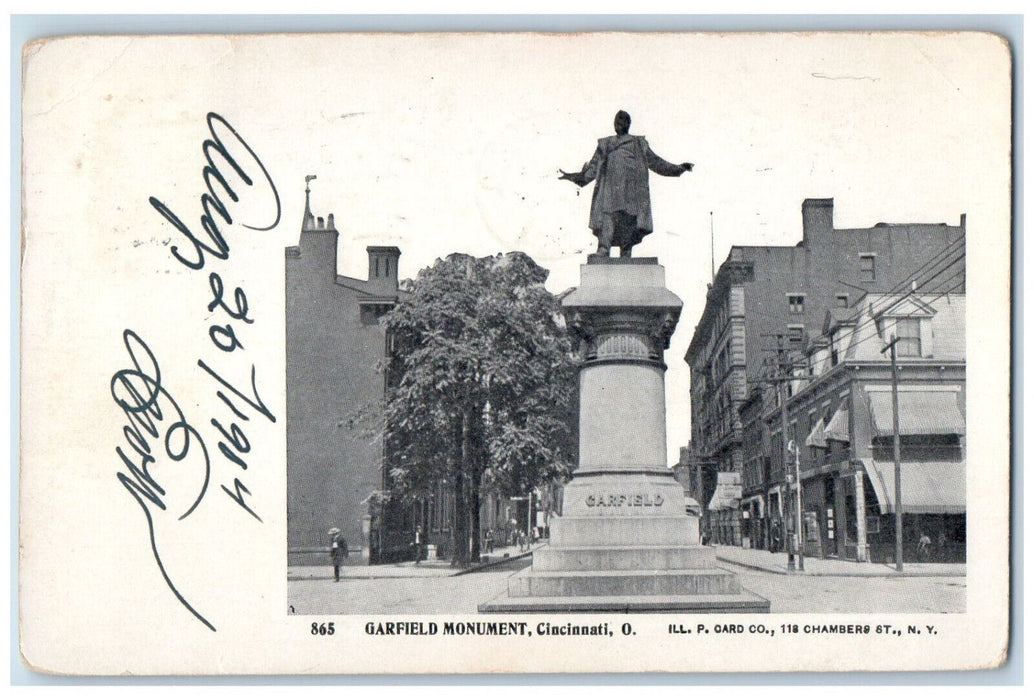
[287,573,449,581]
[716,555,967,578]
[452,546,538,576]
[288,547,540,581]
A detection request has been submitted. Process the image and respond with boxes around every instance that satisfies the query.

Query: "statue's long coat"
[577,134,685,248]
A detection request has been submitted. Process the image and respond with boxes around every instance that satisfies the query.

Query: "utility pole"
[881,335,904,572]
[760,332,806,572]
[763,334,795,571]
[790,439,804,571]
[776,359,793,571]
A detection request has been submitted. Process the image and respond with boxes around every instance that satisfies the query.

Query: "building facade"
[285,187,408,565]
[743,293,966,563]
[686,198,965,549]
[287,206,576,565]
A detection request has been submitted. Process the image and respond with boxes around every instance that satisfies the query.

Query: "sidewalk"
[714,544,966,578]
[288,542,541,581]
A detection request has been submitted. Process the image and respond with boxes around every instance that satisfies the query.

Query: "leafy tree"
[382,252,577,565]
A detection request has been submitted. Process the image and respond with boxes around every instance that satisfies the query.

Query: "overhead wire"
[742,237,966,385]
[707,234,965,354]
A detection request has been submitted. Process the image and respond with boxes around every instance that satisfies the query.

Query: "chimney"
[802,198,834,246]
[367,246,401,295]
[296,174,338,275]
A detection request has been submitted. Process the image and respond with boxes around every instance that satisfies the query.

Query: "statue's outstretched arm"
[559,146,602,187]
[558,167,593,187]
[644,141,693,177]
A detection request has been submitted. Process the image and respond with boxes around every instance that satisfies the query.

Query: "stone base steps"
[479,591,771,614]
[508,568,742,598]
[534,545,717,572]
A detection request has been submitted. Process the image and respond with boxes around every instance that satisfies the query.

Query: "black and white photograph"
[17,28,1012,675]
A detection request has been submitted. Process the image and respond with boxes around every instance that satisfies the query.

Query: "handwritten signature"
[111,112,280,631]
[111,330,215,630]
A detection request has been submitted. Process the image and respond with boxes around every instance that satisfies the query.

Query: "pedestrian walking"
[329,527,348,582]
[917,532,932,562]
[508,516,518,546]
[413,525,424,565]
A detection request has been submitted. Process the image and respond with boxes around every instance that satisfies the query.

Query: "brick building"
[285,184,409,565]
[741,292,966,563]
[685,198,965,548]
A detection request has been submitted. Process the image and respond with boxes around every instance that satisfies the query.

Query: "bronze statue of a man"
[560,110,693,257]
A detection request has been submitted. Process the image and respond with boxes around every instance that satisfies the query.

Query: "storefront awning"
[859,458,966,514]
[824,400,850,442]
[867,391,965,436]
[805,416,827,448]
[707,483,742,511]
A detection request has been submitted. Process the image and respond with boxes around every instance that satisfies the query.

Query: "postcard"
[19,30,1011,674]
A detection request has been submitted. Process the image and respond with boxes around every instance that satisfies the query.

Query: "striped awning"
[805,416,828,448]
[868,391,965,436]
[707,482,743,511]
[859,458,966,514]
[824,400,850,442]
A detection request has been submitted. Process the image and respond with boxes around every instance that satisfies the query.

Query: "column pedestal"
[480,258,769,613]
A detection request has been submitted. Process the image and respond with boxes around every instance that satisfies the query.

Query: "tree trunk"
[452,468,468,565]
[467,404,484,563]
[453,411,472,565]
[470,471,482,562]
[450,414,466,566]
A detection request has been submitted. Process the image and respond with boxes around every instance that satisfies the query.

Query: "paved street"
[712,544,966,577]
[719,561,965,614]
[287,545,965,615]
[289,556,531,615]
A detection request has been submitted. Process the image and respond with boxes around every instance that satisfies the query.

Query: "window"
[859,254,876,282]
[361,303,392,326]
[896,317,921,356]
[788,294,805,314]
[787,325,804,345]
[836,294,849,308]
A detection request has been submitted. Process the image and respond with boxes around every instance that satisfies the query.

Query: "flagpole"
[710,211,716,281]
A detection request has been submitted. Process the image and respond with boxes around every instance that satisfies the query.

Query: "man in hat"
[559,110,693,257]
[413,525,424,566]
[329,527,348,582]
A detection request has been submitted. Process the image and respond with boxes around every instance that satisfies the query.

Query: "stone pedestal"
[480,258,769,613]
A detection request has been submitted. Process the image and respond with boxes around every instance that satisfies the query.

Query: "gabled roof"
[869,293,937,319]
[822,307,856,335]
